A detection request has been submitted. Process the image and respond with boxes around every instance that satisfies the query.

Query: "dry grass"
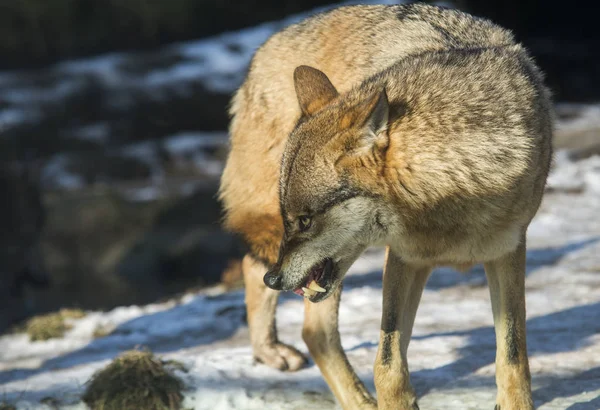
[82,350,185,410]
[92,324,114,339]
[25,308,86,341]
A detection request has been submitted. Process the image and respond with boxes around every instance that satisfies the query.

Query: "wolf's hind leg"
[374,248,431,410]
[303,286,377,409]
[484,237,533,410]
[243,254,308,371]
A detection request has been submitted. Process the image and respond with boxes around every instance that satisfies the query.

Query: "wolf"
[219,3,552,409]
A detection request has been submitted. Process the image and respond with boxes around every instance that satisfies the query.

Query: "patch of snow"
[192,154,224,176]
[41,155,85,190]
[118,140,164,181]
[556,103,600,135]
[161,132,228,176]
[1,80,79,105]
[547,153,600,193]
[0,109,33,129]
[162,132,227,154]
[120,140,159,161]
[70,123,110,144]
[124,186,162,202]
[57,55,124,87]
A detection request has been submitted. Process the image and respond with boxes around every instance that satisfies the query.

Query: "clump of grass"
[0,402,16,410]
[82,350,185,410]
[25,308,86,341]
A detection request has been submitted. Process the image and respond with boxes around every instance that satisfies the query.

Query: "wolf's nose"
[264,270,283,290]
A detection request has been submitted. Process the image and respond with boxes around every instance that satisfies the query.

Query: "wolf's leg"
[484,238,533,410]
[303,286,377,409]
[374,248,430,410]
[243,254,308,371]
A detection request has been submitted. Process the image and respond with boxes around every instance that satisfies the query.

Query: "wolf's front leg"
[374,249,431,410]
[484,238,534,410]
[303,286,377,410]
[243,254,308,371]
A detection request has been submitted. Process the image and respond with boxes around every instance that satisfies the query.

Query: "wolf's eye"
[298,215,312,232]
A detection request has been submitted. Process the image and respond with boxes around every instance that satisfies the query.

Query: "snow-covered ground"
[1,152,599,409]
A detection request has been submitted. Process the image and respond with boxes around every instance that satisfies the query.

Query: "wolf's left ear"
[294,65,339,116]
[363,88,389,136]
[348,89,390,156]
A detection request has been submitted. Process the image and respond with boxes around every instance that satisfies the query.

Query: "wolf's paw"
[254,342,308,371]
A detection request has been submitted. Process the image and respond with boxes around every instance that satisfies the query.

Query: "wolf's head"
[263,66,393,302]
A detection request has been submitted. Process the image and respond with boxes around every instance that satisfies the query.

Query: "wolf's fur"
[219,4,552,409]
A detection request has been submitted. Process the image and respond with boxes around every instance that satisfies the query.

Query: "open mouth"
[293,258,335,301]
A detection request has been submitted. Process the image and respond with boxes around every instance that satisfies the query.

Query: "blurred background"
[0,0,598,332]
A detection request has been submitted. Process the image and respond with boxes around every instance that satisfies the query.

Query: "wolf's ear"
[345,89,390,156]
[294,65,339,116]
[362,88,389,136]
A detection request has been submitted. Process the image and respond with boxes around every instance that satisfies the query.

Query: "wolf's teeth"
[308,280,326,293]
[302,287,317,297]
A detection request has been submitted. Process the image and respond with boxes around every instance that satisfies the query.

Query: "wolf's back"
[241,4,514,110]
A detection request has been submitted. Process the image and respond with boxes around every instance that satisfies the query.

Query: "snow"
[41,155,86,191]
[70,124,110,144]
[556,104,600,138]
[39,131,229,193]
[0,109,32,129]
[1,152,599,409]
[163,132,226,153]
[547,152,600,194]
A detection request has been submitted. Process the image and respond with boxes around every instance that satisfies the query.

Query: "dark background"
[0,0,596,100]
[0,0,597,331]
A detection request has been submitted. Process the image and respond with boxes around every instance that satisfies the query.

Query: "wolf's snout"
[264,269,283,290]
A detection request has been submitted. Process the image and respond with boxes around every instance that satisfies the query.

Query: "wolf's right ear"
[294,66,339,117]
